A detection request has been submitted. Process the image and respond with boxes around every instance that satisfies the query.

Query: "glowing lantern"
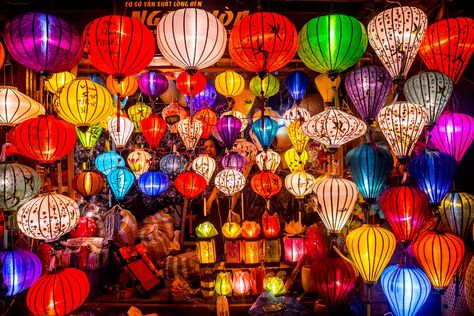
[162,102,188,134]
[127,149,152,179]
[311,177,359,234]
[45,72,75,94]
[174,171,206,199]
[221,152,246,172]
[251,171,282,200]
[196,222,218,265]
[184,84,217,113]
[0,162,41,210]
[283,105,310,126]
[287,119,309,152]
[314,74,341,106]
[233,139,258,164]
[127,102,152,132]
[140,114,167,148]
[262,211,280,239]
[440,192,474,240]
[216,115,242,149]
[215,169,246,196]
[138,170,169,197]
[344,66,393,124]
[76,124,103,150]
[138,71,169,98]
[381,265,431,316]
[285,171,315,199]
[264,275,286,296]
[242,221,261,239]
[377,102,427,162]
[99,108,122,130]
[418,17,474,84]
[106,75,138,99]
[26,268,89,316]
[159,153,187,178]
[298,14,367,76]
[251,116,279,150]
[256,149,280,172]
[0,42,4,69]
[72,171,104,199]
[215,71,245,100]
[249,75,280,98]
[284,233,305,264]
[177,117,203,150]
[160,80,185,105]
[412,230,465,290]
[69,217,97,238]
[222,222,242,264]
[107,167,134,201]
[95,151,125,176]
[0,248,42,297]
[108,116,135,148]
[346,224,396,284]
[367,6,427,81]
[215,272,232,296]
[194,108,217,139]
[192,154,216,183]
[233,270,251,295]
[284,148,309,173]
[0,86,45,128]
[304,224,328,260]
[176,71,207,96]
[222,222,241,239]
[286,71,309,105]
[17,193,80,241]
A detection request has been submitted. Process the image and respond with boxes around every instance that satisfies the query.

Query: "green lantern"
[298,14,367,76]
[75,124,103,149]
[196,221,219,238]
[128,102,152,132]
[249,74,280,98]
[264,275,286,296]
[215,272,233,296]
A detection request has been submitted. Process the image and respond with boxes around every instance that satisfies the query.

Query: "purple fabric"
[138,71,169,97]
[216,115,242,149]
[221,152,246,171]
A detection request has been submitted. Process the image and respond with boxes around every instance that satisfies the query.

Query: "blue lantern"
[0,248,42,296]
[159,153,188,178]
[138,170,169,197]
[408,149,456,206]
[285,71,309,105]
[346,143,393,204]
[113,95,129,108]
[381,265,431,316]
[107,166,134,201]
[184,83,217,113]
[251,116,279,150]
[95,151,125,176]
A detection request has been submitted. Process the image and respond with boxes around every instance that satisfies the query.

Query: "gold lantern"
[215,71,245,100]
[242,221,261,265]
[45,71,75,94]
[196,222,218,265]
[264,275,286,296]
[127,102,152,132]
[287,119,309,153]
[284,148,309,173]
[314,73,341,106]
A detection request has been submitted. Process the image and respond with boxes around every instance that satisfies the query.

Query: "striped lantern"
[284,171,316,199]
[0,162,41,210]
[177,117,203,150]
[106,75,138,99]
[138,170,169,197]
[0,248,42,296]
[221,152,246,172]
[284,148,309,173]
[72,171,104,199]
[215,71,245,100]
[108,116,135,148]
[440,192,474,241]
[137,71,169,98]
[283,105,311,127]
[140,114,167,148]
[215,169,246,196]
[249,74,280,99]
[0,86,45,128]
[76,124,103,150]
[95,151,125,176]
[159,153,187,178]
[184,83,217,113]
[162,101,188,134]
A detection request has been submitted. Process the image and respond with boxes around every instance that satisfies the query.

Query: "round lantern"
[57,78,114,130]
[380,265,431,316]
[256,149,281,172]
[138,170,169,197]
[314,74,341,106]
[14,115,76,164]
[4,12,82,76]
[108,116,135,148]
[159,153,187,178]
[215,71,245,100]
[262,211,280,238]
[128,102,152,132]
[344,66,393,124]
[221,110,248,133]
[84,15,155,78]
[285,71,309,105]
[0,162,41,210]
[176,71,207,96]
[140,114,167,148]
[215,169,246,196]
[95,151,125,176]
[228,12,298,73]
[76,124,103,150]
[27,267,90,316]
[346,224,396,284]
[284,148,309,173]
[138,71,169,98]
[377,102,427,162]
[345,143,393,203]
[285,171,316,199]
[298,14,367,76]
[194,108,218,139]
[440,192,474,240]
[283,105,310,127]
[107,166,135,201]
[287,119,309,153]
[221,152,246,172]
[127,149,152,179]
[174,170,207,199]
[367,6,428,81]
[45,72,76,94]
[192,154,216,183]
[17,192,80,241]
[177,117,203,150]
[160,80,185,106]
[250,171,282,200]
[69,216,97,238]
[0,248,42,297]
[216,115,242,149]
[156,8,226,72]
[184,84,217,113]
[233,139,258,164]
[106,75,138,98]
[311,176,358,233]
[232,270,251,295]
[72,171,104,199]
[0,86,45,128]
[162,101,188,134]
[418,17,474,84]
[412,230,465,290]
[251,116,279,150]
[249,74,280,99]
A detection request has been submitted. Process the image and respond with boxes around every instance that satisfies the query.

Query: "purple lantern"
[0,248,42,296]
[4,12,82,77]
[345,66,393,124]
[216,115,242,149]
[429,112,474,163]
[138,71,169,98]
[221,151,247,171]
[184,83,217,113]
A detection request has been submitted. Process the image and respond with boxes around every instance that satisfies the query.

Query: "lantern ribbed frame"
[194,108,217,139]
[192,154,216,183]
[0,162,41,210]
[108,116,135,148]
[215,71,245,98]
[285,71,309,105]
[177,117,203,150]
[184,84,217,113]
[0,86,44,128]
[107,166,135,201]
[138,170,169,197]
[0,248,42,297]
[138,71,169,97]
[106,75,138,98]
[232,270,251,295]
[140,114,167,148]
[94,151,125,176]
[283,105,311,127]
[76,124,103,149]
[284,148,308,173]
[314,74,341,105]
[256,149,281,172]
[440,192,474,240]
[127,149,152,179]
[72,171,104,199]
[285,171,316,199]
[128,102,152,132]
[159,153,187,178]
[161,102,188,134]
[287,119,309,152]
[251,170,282,199]
[215,168,246,196]
[249,74,280,98]
[251,116,279,150]
[221,152,246,172]
[222,110,247,133]
[216,115,242,149]
[174,170,207,199]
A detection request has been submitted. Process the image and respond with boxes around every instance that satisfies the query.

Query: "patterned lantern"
[440,192,474,240]
[108,116,135,148]
[161,102,188,134]
[215,169,246,196]
[367,6,428,81]
[284,148,309,173]
[314,74,341,106]
[251,171,282,200]
[174,171,206,199]
[194,108,218,139]
[215,272,232,296]
[107,167,135,201]
[249,74,280,99]
[176,71,207,96]
[262,211,280,238]
[127,102,152,132]
[4,12,82,76]
[0,248,42,297]
[76,124,102,150]
[285,71,309,105]
[221,110,247,133]
[285,171,316,199]
[233,139,258,163]
[251,116,279,150]
[344,66,393,124]
[160,80,185,105]
[191,154,216,184]
[138,170,169,197]
[0,86,45,128]
[26,268,90,316]
[159,153,187,178]
[140,114,167,148]
[256,149,281,172]
[177,117,203,150]
[95,151,125,176]
[221,152,246,172]
[106,75,138,99]
[195,222,218,265]
[216,115,242,149]
[72,171,104,199]
[283,105,311,127]
[287,119,309,152]
[17,192,80,241]
[223,222,242,264]
[418,17,474,84]
[298,14,367,76]
[215,71,245,100]
[233,270,251,295]
[412,230,465,290]
[127,149,152,179]
[377,102,427,162]
[0,162,41,210]
[346,224,396,284]
[138,71,169,98]
[184,84,217,113]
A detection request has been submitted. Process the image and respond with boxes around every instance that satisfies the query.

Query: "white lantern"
[252,106,284,127]
[108,116,135,148]
[0,86,45,128]
[177,117,203,150]
[215,168,246,196]
[256,149,281,172]
[192,154,216,183]
[222,110,248,132]
[283,105,310,126]
[285,171,316,199]
[127,149,152,179]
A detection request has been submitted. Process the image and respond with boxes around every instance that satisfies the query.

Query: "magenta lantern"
[216,115,243,149]
[138,71,169,98]
[284,236,305,264]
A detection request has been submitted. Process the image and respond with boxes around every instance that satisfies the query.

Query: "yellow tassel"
[216,295,230,316]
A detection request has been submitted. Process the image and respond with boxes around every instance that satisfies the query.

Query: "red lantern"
[140,114,167,148]
[250,171,282,199]
[304,224,328,261]
[26,267,90,316]
[176,71,207,96]
[106,75,138,98]
[13,115,77,164]
[72,171,104,199]
[69,216,97,238]
[174,170,207,199]
[262,211,280,238]
[194,108,218,139]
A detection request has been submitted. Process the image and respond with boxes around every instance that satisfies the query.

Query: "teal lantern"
[107,166,134,201]
[251,116,279,150]
[95,151,125,176]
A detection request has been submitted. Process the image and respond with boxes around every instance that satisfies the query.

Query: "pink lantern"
[284,236,305,264]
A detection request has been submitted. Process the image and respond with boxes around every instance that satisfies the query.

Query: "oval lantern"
[138,170,169,197]
[127,149,152,179]
[162,101,188,134]
[221,152,246,172]
[0,248,42,297]
[314,73,341,106]
[285,71,309,105]
[128,102,152,132]
[215,168,246,196]
[367,6,428,81]
[287,119,309,153]
[256,149,281,172]
[176,71,207,96]
[177,117,203,150]
[215,71,245,100]
[0,162,41,210]
[184,83,217,113]
[440,192,474,240]
[45,72,76,94]
[174,170,207,199]
[284,148,309,173]
[250,171,282,200]
[106,75,139,99]
[107,166,135,201]
[216,115,242,149]
[285,171,315,199]
[95,151,125,176]
[192,154,216,183]
[194,108,218,139]
[138,71,169,98]
[160,80,185,106]
[160,153,187,178]
[251,116,279,150]
[140,114,167,148]
[72,171,104,199]
[249,74,280,99]
[108,116,135,148]
[0,86,45,129]
[76,124,103,150]
[283,105,310,127]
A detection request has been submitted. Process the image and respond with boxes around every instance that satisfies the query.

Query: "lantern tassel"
[366,285,371,316]
[241,192,244,221]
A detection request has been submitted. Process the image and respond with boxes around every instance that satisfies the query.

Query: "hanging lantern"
[159,153,187,178]
[4,12,82,76]
[233,139,258,164]
[314,74,341,106]
[262,211,280,238]
[298,14,367,76]
[0,86,45,129]
[251,171,282,200]
[221,152,246,172]
[222,222,242,239]
[174,170,206,199]
[84,15,155,78]
[345,143,393,203]
[99,108,123,131]
[138,71,169,98]
[379,185,431,245]
[367,6,427,81]
[196,221,218,239]
[215,272,233,296]
[285,71,309,105]
[412,230,465,290]
[251,116,279,150]
[0,162,41,210]
[95,151,125,176]
[177,117,203,150]
[221,110,247,133]
[194,108,218,139]
[184,84,217,113]
[249,75,280,99]
[137,170,169,197]
[215,71,245,100]
[162,102,188,134]
[215,168,246,196]
[26,268,90,316]
[285,171,316,199]
[128,102,152,132]
[256,149,281,172]
[311,177,359,234]
[344,66,393,124]
[107,167,135,201]
[284,235,305,264]
[381,265,431,316]
[127,149,152,179]
[108,116,135,148]
[241,221,261,239]
[232,270,251,295]
[160,80,186,106]
[304,224,328,261]
[76,124,103,150]
[140,114,167,148]
[287,119,309,152]
[429,112,474,163]
[13,115,77,164]
[216,115,242,149]
[440,192,474,240]
[195,222,218,265]
[192,154,216,183]
[346,224,396,284]
[418,17,474,84]
[284,148,309,173]
[0,248,42,297]
[283,105,310,127]
[176,71,207,96]
[17,192,80,241]
[72,171,104,199]
[106,75,138,99]
[377,102,427,162]
[45,72,76,94]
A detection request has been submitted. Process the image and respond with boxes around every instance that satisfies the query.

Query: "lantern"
[264,275,286,296]
[228,12,298,73]
[222,222,242,264]
[251,171,282,200]
[0,86,45,129]
[285,171,316,199]
[138,71,169,98]
[249,75,280,99]
[221,152,246,172]
[45,72,75,94]
[346,224,396,284]
[418,17,474,84]
[215,169,246,196]
[216,115,242,149]
[287,119,309,152]
[222,222,241,239]
[84,15,155,78]
[412,230,465,290]
[184,84,217,113]
[0,162,41,210]
[233,139,258,164]
[161,102,188,134]
[95,151,125,176]
[262,211,280,239]
[13,115,77,164]
[69,216,97,238]
[127,102,152,132]
[429,112,474,163]
[72,171,104,199]
[0,248,42,296]
[138,170,169,197]
[221,110,247,133]
[17,193,80,241]
[108,116,135,148]
[285,71,309,105]
[26,268,90,316]
[256,149,280,172]
[304,224,328,261]
[283,105,311,126]
[107,167,135,201]
[159,153,187,178]
[298,14,367,76]
[314,74,341,106]
[76,124,103,150]
[127,149,152,179]
[106,75,138,99]
[196,222,218,265]
[379,185,432,245]
[251,116,279,150]
[215,71,245,100]
[57,78,114,130]
[284,236,305,264]
[196,222,218,239]
[174,171,206,199]
[345,143,394,203]
[380,265,431,316]
[284,148,309,173]
[99,108,122,130]
[176,71,207,96]
[215,272,233,296]
[440,192,474,240]
[311,176,359,234]
[344,66,393,124]
[4,12,82,76]
[232,270,251,295]
[140,114,167,148]
[367,6,428,81]
[160,80,185,105]
[194,108,218,139]
[377,102,427,162]
[177,117,203,150]
[242,221,261,264]
[192,154,216,183]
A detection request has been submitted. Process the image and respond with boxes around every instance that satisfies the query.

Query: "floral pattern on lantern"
[215,168,246,196]
[284,148,309,173]
[0,248,42,296]
[256,149,281,173]
[287,119,309,152]
[127,149,152,179]
[283,105,311,127]
[0,86,45,128]
[192,154,216,183]
[177,117,203,150]
[108,116,135,148]
[0,162,41,210]
[264,275,286,296]
[128,102,152,132]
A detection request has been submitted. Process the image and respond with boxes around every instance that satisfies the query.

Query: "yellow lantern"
[196,239,216,265]
[127,102,152,132]
[232,270,251,295]
[314,73,341,106]
[264,275,286,296]
[249,74,280,99]
[215,272,233,296]
[215,71,245,100]
[287,119,309,152]
[45,71,75,94]
[222,222,242,239]
[127,149,152,179]
[284,148,309,172]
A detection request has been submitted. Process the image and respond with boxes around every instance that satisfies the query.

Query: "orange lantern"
[251,171,282,200]
[232,270,251,295]
[242,221,261,265]
[106,75,138,99]
[72,171,104,200]
[194,108,218,139]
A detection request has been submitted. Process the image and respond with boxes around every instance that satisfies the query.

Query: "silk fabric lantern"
[184,84,217,113]
[440,192,474,240]
[72,171,104,199]
[192,154,216,183]
[222,222,242,264]
[194,108,218,139]
[287,119,309,153]
[95,151,125,176]
[285,171,316,199]
[256,149,281,172]
[160,80,185,106]
[221,152,246,172]
[233,139,258,164]
[215,71,245,100]
[138,170,169,197]
[107,167,134,201]
[222,110,247,133]
[233,270,251,295]
[159,153,187,178]
[215,168,246,196]
[262,211,280,239]
[174,171,206,199]
[252,116,279,150]
[177,117,203,150]
[286,71,309,105]
[284,236,305,264]
[0,248,42,297]
[196,222,218,265]
[0,86,45,128]
[127,149,152,179]
[314,74,341,106]
[284,148,309,173]
[283,105,311,127]
[0,162,41,210]
[251,171,282,200]
[106,75,138,99]
[176,71,207,99]
[76,124,102,150]
[127,102,152,132]
[215,272,232,296]
[138,71,169,98]
[162,102,188,134]
[249,75,280,99]
[304,224,328,260]
[69,216,97,238]
[216,115,242,149]
[140,114,167,148]
[0,42,4,69]
[108,116,135,148]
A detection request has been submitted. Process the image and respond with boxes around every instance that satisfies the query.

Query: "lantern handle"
[385,0,402,7]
